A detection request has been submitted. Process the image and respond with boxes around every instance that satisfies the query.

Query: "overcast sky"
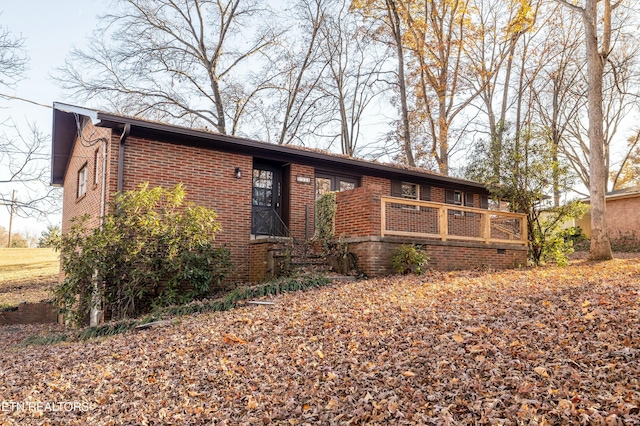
[1,1,106,237]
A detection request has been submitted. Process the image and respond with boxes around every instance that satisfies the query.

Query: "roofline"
[581,192,640,203]
[52,103,488,191]
[53,102,100,125]
[93,111,487,190]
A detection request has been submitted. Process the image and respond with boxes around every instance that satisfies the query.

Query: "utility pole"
[7,190,16,248]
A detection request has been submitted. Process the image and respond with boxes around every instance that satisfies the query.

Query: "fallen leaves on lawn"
[1,258,639,425]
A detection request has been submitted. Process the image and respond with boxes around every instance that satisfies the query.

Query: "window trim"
[401,182,419,200]
[77,163,88,199]
[314,172,359,199]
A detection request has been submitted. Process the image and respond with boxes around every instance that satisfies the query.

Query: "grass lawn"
[1,258,639,424]
[0,248,59,307]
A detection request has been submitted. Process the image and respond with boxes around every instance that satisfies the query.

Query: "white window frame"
[78,165,87,198]
[400,182,421,210]
[401,182,419,200]
[453,190,464,216]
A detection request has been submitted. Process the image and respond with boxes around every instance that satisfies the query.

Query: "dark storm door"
[251,164,283,235]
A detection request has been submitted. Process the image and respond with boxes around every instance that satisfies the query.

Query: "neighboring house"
[51,103,527,281]
[576,186,640,244]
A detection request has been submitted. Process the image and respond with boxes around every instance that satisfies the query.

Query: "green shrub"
[391,244,429,275]
[53,183,232,326]
[314,191,337,246]
[559,226,587,245]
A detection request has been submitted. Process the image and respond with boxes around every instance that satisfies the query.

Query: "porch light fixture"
[234,167,242,179]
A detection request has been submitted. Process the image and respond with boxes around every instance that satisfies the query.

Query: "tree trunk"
[583,0,612,260]
[386,0,415,166]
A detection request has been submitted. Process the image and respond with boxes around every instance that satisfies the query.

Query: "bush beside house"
[54,183,232,326]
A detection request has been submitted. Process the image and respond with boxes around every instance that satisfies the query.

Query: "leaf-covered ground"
[1,259,639,425]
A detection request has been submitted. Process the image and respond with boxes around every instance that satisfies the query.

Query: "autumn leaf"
[533,366,549,378]
[325,398,339,410]
[246,397,258,410]
[223,333,247,344]
[2,258,640,425]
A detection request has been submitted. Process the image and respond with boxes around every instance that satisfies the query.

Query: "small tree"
[466,128,586,266]
[53,183,232,325]
[38,225,61,248]
[9,233,26,248]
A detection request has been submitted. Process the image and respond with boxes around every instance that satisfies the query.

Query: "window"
[315,173,359,198]
[252,169,274,207]
[402,183,418,200]
[392,181,430,201]
[339,180,356,192]
[453,190,463,205]
[93,148,100,186]
[446,189,466,216]
[77,165,87,198]
[316,177,332,198]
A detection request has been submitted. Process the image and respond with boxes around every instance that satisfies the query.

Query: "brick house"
[575,186,640,246]
[52,103,527,282]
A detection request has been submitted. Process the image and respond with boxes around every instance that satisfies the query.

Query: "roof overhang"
[51,103,489,193]
[51,103,102,186]
[582,193,640,204]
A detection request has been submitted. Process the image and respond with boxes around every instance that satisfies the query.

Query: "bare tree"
[1,16,60,227]
[315,1,386,156]
[551,0,625,260]
[466,0,540,178]
[271,0,328,145]
[610,129,640,189]
[530,7,584,205]
[56,0,279,135]
[0,122,61,219]
[354,0,416,165]
[559,35,640,193]
[0,17,28,89]
[403,0,490,175]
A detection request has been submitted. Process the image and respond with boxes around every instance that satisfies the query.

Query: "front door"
[251,163,283,235]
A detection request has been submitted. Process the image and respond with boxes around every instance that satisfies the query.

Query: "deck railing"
[380,196,528,246]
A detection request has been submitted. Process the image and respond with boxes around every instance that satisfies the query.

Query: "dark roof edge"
[94,111,486,190]
[52,103,486,190]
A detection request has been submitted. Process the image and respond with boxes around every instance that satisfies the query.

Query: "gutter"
[117,124,131,193]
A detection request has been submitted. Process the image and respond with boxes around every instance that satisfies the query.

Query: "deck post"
[439,206,447,241]
[484,212,491,243]
[380,198,386,237]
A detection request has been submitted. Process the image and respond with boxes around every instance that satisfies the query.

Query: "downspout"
[91,137,109,327]
[99,138,109,225]
[117,124,131,193]
[91,124,129,326]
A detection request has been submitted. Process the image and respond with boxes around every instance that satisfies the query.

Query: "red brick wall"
[607,197,640,241]
[250,240,271,282]
[0,303,58,325]
[288,164,315,240]
[362,175,390,193]
[447,212,483,238]
[385,204,440,235]
[431,186,445,203]
[335,186,382,237]
[121,137,253,281]
[61,121,112,233]
[347,239,527,276]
